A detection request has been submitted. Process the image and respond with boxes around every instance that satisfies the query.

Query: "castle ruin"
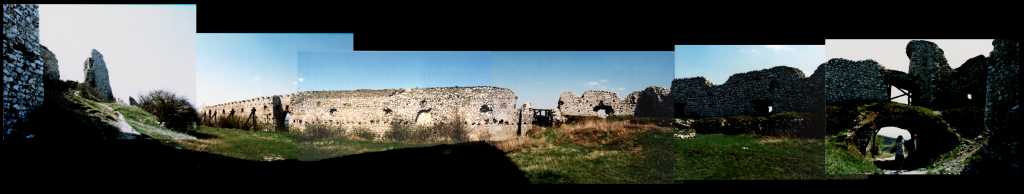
[202,86,531,141]
[671,66,823,117]
[556,90,637,118]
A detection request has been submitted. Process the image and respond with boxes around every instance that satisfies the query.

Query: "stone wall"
[3,4,45,142]
[908,40,954,107]
[83,49,114,102]
[557,90,636,118]
[201,95,282,131]
[631,86,674,118]
[947,55,988,108]
[203,86,530,141]
[672,66,819,117]
[817,58,890,104]
[975,39,1023,175]
[41,46,59,82]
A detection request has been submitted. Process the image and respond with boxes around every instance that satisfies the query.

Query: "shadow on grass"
[6,138,528,184]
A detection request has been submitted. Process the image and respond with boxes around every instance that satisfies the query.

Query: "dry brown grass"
[493,119,673,154]
[559,119,667,148]
[492,137,548,153]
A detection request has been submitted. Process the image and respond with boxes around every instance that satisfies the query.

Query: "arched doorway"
[847,103,961,170]
[592,101,615,118]
[869,126,916,170]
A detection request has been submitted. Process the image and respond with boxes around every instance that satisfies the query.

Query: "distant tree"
[136,90,199,131]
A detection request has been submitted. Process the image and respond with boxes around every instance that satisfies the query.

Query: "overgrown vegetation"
[507,117,825,183]
[382,114,470,143]
[297,120,347,142]
[135,90,199,132]
[826,137,878,176]
[681,111,817,137]
[507,120,676,183]
[169,126,425,161]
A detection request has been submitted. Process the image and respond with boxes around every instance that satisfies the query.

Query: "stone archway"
[847,103,961,169]
[592,101,615,118]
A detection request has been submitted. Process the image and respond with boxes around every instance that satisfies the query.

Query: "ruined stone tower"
[83,49,115,102]
[907,40,953,107]
[974,39,1023,175]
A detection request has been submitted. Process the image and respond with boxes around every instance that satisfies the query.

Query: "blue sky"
[675,45,825,84]
[199,34,673,109]
[40,5,196,104]
[297,51,673,109]
[297,51,494,91]
[196,33,353,107]
[491,52,672,108]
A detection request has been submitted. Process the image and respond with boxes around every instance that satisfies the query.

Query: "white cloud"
[252,75,262,82]
[763,45,793,51]
[584,79,622,92]
[739,48,761,55]
[298,77,305,83]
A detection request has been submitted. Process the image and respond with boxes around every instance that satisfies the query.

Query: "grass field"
[108,99,831,182]
[106,99,428,161]
[826,138,879,176]
[507,126,676,183]
[174,126,429,161]
[506,119,825,183]
[672,134,825,180]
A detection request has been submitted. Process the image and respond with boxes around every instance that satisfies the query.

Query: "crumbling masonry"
[202,86,531,141]
[3,5,45,142]
[671,66,823,117]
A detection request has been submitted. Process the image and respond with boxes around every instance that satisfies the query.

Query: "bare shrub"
[385,120,416,142]
[350,127,378,141]
[212,116,245,129]
[559,119,663,149]
[476,129,493,142]
[430,114,469,143]
[298,120,346,142]
[136,90,199,132]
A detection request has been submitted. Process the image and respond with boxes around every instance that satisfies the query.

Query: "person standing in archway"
[892,135,906,171]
